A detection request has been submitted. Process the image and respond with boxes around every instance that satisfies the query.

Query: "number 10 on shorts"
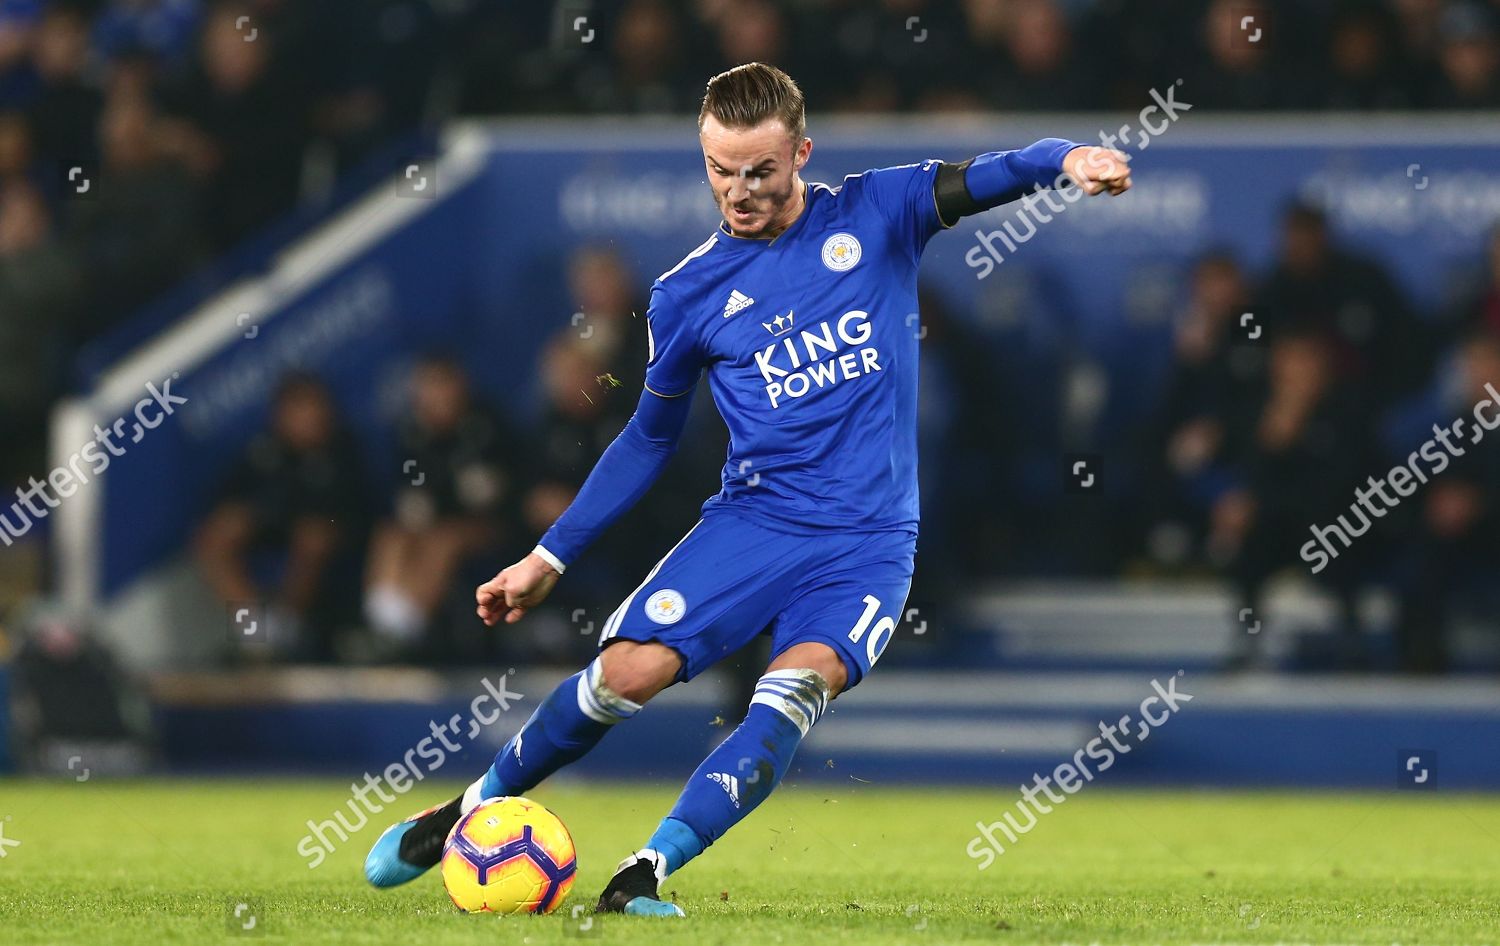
[847,595,897,667]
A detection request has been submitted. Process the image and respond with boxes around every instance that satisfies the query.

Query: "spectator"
[63,88,201,342]
[91,0,200,73]
[27,5,103,166]
[1457,225,1500,339]
[304,0,450,173]
[0,180,79,485]
[158,2,307,249]
[818,0,971,112]
[1393,332,1500,672]
[1189,0,1286,110]
[524,334,645,595]
[571,0,694,114]
[1323,3,1417,109]
[193,374,369,660]
[1212,330,1381,670]
[526,336,634,544]
[0,0,39,108]
[0,107,31,187]
[989,0,1093,111]
[710,0,786,72]
[1428,1,1500,106]
[1258,201,1432,408]
[567,245,649,392]
[364,355,521,655]
[1139,252,1265,568]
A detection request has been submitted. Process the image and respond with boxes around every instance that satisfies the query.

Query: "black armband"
[934,159,980,228]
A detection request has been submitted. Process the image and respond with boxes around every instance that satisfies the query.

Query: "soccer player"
[365,62,1131,916]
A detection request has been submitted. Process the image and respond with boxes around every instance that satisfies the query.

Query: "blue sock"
[643,669,828,875]
[463,657,641,810]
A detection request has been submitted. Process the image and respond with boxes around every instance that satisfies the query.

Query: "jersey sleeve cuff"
[532,544,567,575]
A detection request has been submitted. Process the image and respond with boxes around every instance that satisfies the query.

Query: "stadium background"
[3,0,1500,796]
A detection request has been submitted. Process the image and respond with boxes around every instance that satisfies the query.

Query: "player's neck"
[757,180,808,241]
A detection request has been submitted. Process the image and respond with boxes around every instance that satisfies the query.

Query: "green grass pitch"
[1,779,1497,944]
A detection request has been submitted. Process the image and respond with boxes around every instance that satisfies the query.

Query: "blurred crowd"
[182,216,1500,675]
[1127,213,1500,673]
[4,0,1497,475]
[0,0,497,483]
[489,0,1500,114]
[3,0,1500,675]
[189,247,724,667]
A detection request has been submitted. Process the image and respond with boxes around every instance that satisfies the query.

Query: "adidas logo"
[723,289,755,318]
[705,772,741,807]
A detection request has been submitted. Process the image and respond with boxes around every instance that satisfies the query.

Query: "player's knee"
[766,642,848,697]
[750,666,833,736]
[598,641,680,705]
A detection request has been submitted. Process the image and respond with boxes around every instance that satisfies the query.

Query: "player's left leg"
[364,641,679,887]
[368,513,789,890]
[596,643,844,917]
[597,529,914,918]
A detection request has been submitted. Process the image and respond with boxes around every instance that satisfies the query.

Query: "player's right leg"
[363,640,678,887]
[602,529,915,917]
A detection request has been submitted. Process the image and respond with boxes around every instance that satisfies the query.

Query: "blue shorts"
[597,511,915,691]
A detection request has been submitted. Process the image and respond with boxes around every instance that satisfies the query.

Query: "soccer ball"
[441,796,577,915]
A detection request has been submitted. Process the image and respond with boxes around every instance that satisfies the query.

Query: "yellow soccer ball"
[440,796,577,915]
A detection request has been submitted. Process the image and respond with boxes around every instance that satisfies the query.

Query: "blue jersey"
[644,161,949,536]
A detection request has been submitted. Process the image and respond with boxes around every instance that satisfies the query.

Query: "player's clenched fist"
[1063,146,1132,196]
[476,552,561,626]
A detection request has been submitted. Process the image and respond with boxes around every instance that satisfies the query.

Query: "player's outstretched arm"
[475,386,694,626]
[934,138,1131,224]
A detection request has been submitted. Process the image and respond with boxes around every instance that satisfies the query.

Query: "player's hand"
[476,553,561,626]
[1063,146,1132,196]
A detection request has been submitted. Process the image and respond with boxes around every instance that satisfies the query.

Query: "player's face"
[700,115,812,238]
